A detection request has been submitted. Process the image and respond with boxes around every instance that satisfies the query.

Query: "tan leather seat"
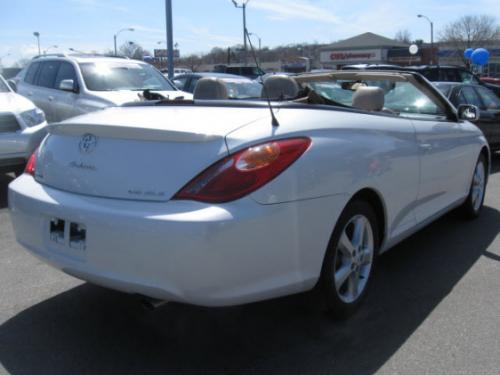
[193,77,228,100]
[352,86,385,111]
[262,75,300,100]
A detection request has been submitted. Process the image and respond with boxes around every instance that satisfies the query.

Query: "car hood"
[89,90,193,106]
[0,92,37,113]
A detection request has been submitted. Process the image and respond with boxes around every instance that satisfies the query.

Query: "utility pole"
[232,1,249,64]
[165,0,174,79]
[114,27,134,56]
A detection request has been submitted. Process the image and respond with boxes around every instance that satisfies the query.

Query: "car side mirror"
[7,79,17,92]
[457,104,480,122]
[59,79,78,93]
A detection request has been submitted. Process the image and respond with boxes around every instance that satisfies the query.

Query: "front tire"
[320,200,380,319]
[460,154,487,219]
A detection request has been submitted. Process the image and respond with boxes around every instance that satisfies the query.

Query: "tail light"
[173,137,311,203]
[24,151,37,176]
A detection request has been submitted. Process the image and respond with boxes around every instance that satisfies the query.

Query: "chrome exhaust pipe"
[141,297,168,310]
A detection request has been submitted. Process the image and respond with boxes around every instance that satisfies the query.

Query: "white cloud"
[251,0,340,23]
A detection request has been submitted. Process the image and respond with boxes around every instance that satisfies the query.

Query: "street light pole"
[232,0,250,64]
[33,32,41,55]
[114,27,134,56]
[417,14,435,65]
[165,0,174,80]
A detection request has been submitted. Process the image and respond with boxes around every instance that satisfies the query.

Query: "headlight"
[20,108,46,127]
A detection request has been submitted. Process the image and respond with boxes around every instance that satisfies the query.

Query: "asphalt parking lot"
[0,153,499,375]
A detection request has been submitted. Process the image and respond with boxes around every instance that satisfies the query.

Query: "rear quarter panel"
[226,108,421,241]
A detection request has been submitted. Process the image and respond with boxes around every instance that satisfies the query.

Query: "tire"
[460,154,487,220]
[320,199,380,319]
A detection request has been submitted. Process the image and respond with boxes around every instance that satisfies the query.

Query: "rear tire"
[460,154,487,219]
[320,200,380,319]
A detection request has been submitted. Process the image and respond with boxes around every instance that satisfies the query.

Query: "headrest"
[352,86,385,111]
[262,75,300,100]
[193,77,228,100]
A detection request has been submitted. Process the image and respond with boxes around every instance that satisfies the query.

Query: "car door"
[384,81,474,222]
[17,62,43,107]
[474,85,500,148]
[33,60,61,123]
[50,62,81,122]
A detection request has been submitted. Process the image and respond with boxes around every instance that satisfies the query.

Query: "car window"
[459,70,480,84]
[38,61,62,88]
[188,77,200,93]
[174,76,188,90]
[460,86,483,108]
[222,79,262,99]
[79,61,175,91]
[440,69,461,82]
[25,62,41,84]
[475,86,500,109]
[54,62,77,90]
[0,77,10,92]
[421,69,439,81]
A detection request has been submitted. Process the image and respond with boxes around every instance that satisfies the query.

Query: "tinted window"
[0,77,10,92]
[475,86,500,109]
[25,62,41,84]
[38,61,62,88]
[188,77,200,93]
[460,86,482,107]
[459,70,480,84]
[421,69,439,81]
[440,69,461,82]
[173,75,188,90]
[79,61,175,91]
[54,62,77,90]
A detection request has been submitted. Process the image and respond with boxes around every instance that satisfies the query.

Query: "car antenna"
[245,28,279,127]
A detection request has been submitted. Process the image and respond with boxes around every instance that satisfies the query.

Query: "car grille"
[0,113,21,133]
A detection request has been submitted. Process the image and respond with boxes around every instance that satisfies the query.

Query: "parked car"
[0,74,47,175]
[343,64,500,97]
[15,54,191,123]
[173,72,262,99]
[9,71,489,318]
[213,64,265,80]
[435,82,500,150]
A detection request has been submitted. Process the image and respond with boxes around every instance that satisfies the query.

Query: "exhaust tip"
[141,297,169,311]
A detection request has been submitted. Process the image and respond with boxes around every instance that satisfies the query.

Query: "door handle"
[419,143,433,152]
[48,96,54,101]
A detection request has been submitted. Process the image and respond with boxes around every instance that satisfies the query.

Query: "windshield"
[79,61,176,91]
[223,79,262,99]
[0,77,10,93]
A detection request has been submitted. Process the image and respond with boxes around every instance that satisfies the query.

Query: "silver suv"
[15,54,191,123]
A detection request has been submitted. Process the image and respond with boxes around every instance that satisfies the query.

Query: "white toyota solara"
[8,71,490,318]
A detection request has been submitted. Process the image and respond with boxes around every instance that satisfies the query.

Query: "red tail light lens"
[24,151,37,176]
[173,137,311,203]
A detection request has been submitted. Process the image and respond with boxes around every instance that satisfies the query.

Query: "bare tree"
[119,41,150,60]
[394,29,412,44]
[439,15,500,63]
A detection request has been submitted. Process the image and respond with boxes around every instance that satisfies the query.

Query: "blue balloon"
[464,48,474,59]
[471,48,490,66]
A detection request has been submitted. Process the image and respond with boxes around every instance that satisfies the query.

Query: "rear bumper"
[8,175,345,306]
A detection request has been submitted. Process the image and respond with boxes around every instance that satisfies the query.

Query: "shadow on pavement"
[0,174,14,209]
[1,203,500,374]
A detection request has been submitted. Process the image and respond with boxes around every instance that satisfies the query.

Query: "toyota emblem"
[79,134,98,154]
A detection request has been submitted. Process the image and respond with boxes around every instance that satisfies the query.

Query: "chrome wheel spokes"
[334,215,374,303]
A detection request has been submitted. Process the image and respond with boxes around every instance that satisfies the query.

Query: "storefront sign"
[320,49,382,64]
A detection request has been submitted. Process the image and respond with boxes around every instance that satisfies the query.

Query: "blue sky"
[1,0,499,66]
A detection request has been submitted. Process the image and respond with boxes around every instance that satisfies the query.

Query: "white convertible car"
[8,71,489,317]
